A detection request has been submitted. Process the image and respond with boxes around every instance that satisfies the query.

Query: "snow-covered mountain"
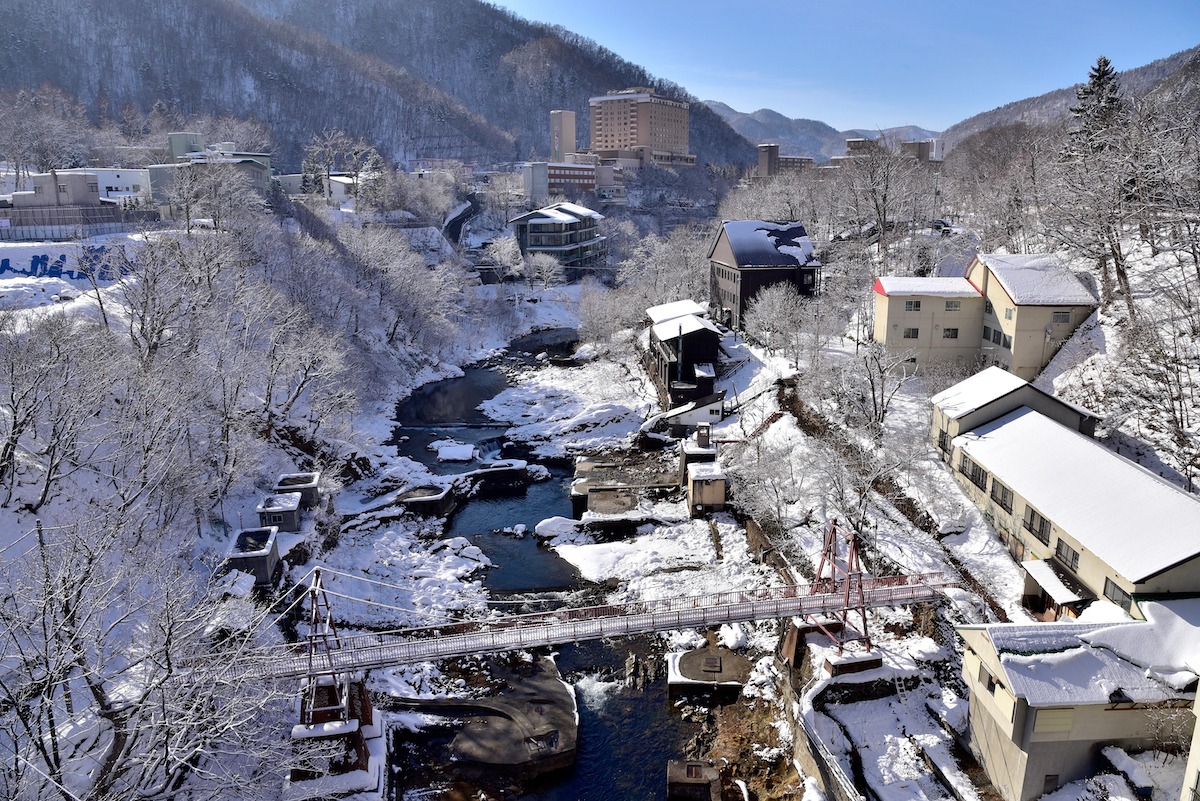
[0,0,756,170]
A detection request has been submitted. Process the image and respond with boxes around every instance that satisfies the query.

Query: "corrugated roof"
[720,220,819,267]
[981,600,1200,706]
[977,253,1097,306]
[874,276,980,297]
[953,407,1200,582]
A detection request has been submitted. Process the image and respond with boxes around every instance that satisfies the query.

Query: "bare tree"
[0,516,300,801]
[835,342,918,440]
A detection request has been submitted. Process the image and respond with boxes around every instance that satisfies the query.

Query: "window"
[983,325,992,340]
[33,185,42,194]
[905,300,922,312]
[1001,334,1012,350]
[1055,539,1080,572]
[686,764,704,779]
[990,480,1013,513]
[943,328,959,339]
[1004,307,1014,320]
[992,329,1002,345]
[979,665,999,695]
[903,327,919,339]
[959,454,988,491]
[945,300,961,311]
[937,430,951,452]
[87,182,98,193]
[1104,578,1133,612]
[1052,311,1071,324]
[57,184,68,194]
[1023,505,1051,544]
[985,300,994,315]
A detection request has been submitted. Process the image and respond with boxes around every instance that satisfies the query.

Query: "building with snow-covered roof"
[646,312,722,406]
[965,253,1097,380]
[948,405,1200,620]
[871,252,1097,379]
[872,276,984,366]
[930,366,1097,460]
[508,201,607,276]
[708,220,822,329]
[958,600,1200,801]
[646,299,708,326]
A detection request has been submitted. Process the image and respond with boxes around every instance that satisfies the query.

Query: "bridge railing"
[236,573,953,677]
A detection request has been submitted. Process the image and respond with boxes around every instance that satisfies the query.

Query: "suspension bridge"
[238,571,953,679]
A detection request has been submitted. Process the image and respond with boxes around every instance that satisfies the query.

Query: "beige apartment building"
[871,276,984,367]
[965,253,1097,380]
[872,253,1097,380]
[588,88,696,167]
[932,369,1200,621]
[959,604,1197,801]
[550,109,576,162]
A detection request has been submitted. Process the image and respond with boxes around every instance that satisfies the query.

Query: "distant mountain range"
[708,44,1200,160]
[940,45,1200,149]
[703,102,939,162]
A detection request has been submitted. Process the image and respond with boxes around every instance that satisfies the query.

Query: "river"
[387,330,699,800]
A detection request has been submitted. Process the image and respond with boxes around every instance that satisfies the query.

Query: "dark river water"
[386,330,696,800]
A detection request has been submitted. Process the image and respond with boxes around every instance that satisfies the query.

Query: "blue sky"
[488,0,1200,132]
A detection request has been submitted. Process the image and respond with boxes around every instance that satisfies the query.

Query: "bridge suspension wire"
[234,572,955,679]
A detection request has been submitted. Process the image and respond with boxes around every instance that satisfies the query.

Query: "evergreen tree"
[1067,55,1125,153]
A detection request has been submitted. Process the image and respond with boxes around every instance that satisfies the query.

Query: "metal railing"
[237,573,953,678]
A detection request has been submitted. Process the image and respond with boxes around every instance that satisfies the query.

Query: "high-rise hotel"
[588,88,696,167]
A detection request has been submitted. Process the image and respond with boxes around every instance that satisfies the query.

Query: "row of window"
[904,299,963,312]
[964,455,1139,609]
[982,326,1013,350]
[902,327,959,340]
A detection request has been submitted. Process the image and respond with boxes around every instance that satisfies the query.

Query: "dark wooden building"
[709,220,821,329]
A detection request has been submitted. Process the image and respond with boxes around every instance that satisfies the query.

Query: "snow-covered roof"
[688,461,727,481]
[661,391,726,419]
[553,201,604,219]
[873,276,980,297]
[930,367,1029,419]
[521,208,578,224]
[256,493,301,513]
[976,253,1097,306]
[651,313,722,343]
[979,600,1200,706]
[718,220,820,267]
[510,201,604,226]
[1022,559,1088,604]
[646,299,707,324]
[953,407,1200,582]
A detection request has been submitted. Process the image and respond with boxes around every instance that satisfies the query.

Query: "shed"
[256,492,303,532]
[686,461,727,516]
[273,471,321,509]
[224,526,281,588]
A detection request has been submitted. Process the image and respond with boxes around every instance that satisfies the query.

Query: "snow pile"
[480,357,656,455]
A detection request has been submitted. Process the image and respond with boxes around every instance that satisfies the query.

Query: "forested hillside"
[0,0,755,169]
[940,45,1200,150]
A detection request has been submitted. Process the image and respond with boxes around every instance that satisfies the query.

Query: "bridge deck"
[242,573,952,678]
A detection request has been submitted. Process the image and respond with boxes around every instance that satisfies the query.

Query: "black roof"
[720,220,820,267]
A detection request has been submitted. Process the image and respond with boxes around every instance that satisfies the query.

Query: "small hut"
[257,492,303,532]
[224,527,281,588]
